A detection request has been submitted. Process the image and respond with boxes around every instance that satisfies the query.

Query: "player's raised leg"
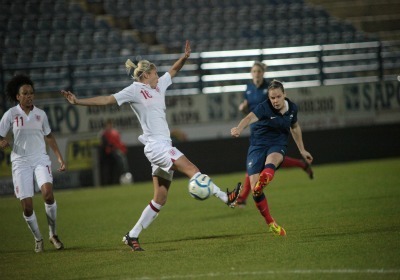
[281,156,314,179]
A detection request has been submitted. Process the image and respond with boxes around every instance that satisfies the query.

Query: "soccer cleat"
[302,160,314,179]
[35,239,44,253]
[268,222,286,236]
[122,233,144,251]
[49,235,64,250]
[253,172,271,196]
[226,182,242,208]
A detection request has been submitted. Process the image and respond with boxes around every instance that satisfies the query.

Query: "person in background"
[100,119,132,185]
[236,61,313,207]
[0,74,66,252]
[231,79,313,236]
[61,40,242,251]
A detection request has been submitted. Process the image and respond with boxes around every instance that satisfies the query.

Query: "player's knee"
[23,206,34,217]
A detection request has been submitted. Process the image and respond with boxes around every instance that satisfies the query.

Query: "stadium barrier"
[1,40,399,114]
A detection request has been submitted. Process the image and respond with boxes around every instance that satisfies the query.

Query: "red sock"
[238,173,251,201]
[260,163,276,185]
[253,193,274,224]
[281,156,305,169]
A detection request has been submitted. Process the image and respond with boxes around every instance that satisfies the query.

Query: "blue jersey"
[250,97,298,147]
[244,79,269,136]
[243,79,269,111]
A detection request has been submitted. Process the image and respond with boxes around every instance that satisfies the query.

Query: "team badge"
[169,149,176,156]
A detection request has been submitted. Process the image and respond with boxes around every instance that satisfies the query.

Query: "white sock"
[45,201,57,237]
[191,173,228,203]
[129,200,162,238]
[190,172,201,181]
[211,181,228,203]
[24,211,43,241]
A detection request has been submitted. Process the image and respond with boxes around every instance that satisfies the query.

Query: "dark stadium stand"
[0,0,380,64]
[0,0,399,110]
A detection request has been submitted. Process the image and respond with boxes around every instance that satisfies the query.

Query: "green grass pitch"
[0,158,399,279]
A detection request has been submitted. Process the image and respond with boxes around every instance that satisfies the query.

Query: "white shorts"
[12,155,53,200]
[143,140,183,181]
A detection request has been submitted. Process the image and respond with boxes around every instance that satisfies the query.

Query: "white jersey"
[113,72,172,143]
[0,105,51,162]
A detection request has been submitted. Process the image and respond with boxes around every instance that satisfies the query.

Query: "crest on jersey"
[169,149,176,156]
[35,115,41,121]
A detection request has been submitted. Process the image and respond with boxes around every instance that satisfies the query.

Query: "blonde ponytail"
[125,59,137,79]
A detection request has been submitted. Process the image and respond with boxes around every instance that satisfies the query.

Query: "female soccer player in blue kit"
[236,61,313,207]
[231,79,313,235]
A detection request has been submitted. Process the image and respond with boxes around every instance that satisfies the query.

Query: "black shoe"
[122,233,144,251]
[302,160,314,179]
[226,183,242,208]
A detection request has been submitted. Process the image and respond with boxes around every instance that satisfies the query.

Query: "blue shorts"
[246,145,287,176]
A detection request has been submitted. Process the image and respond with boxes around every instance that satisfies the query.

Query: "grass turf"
[0,158,399,279]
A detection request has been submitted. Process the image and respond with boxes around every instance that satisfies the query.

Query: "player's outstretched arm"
[61,90,116,106]
[231,112,258,137]
[169,40,191,78]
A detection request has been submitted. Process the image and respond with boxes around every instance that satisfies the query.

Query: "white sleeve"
[42,113,52,136]
[113,84,136,106]
[157,72,172,94]
[0,110,11,137]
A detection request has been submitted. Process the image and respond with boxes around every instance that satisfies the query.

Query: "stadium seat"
[78,32,94,50]
[32,51,48,63]
[93,31,109,51]
[39,0,54,15]
[62,50,77,62]
[81,15,96,31]
[91,50,105,59]
[7,19,24,32]
[66,18,81,31]
[64,32,80,52]
[47,51,63,62]
[22,19,38,32]
[17,53,33,64]
[77,50,92,60]
[37,19,53,32]
[49,34,65,52]
[67,2,84,18]
[4,35,20,49]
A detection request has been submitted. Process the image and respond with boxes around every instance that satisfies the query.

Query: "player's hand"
[231,127,241,138]
[58,159,66,172]
[0,139,9,150]
[301,151,313,164]
[184,40,191,59]
[61,90,78,105]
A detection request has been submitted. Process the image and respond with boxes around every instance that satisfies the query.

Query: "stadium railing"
[1,40,399,113]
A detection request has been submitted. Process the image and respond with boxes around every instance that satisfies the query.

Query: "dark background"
[124,123,400,182]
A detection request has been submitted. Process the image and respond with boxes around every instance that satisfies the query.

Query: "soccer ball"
[119,172,133,185]
[188,174,214,200]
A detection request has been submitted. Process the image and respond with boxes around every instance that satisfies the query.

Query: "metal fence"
[1,40,399,114]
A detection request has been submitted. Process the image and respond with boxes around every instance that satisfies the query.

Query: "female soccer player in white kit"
[0,75,66,252]
[61,41,242,251]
